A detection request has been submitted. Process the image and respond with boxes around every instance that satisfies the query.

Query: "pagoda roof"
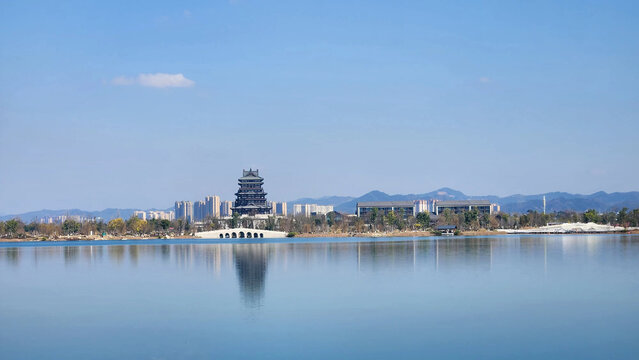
[238,175,263,180]
[239,168,263,180]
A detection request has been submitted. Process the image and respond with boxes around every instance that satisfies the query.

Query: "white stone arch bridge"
[195,228,287,239]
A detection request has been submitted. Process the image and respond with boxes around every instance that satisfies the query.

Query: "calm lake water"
[1,235,638,359]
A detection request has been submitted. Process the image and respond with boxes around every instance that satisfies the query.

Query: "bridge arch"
[232,232,237,238]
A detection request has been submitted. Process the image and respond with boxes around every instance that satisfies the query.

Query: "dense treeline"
[1,208,638,239]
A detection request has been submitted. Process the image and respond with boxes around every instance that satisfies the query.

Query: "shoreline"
[1,229,637,243]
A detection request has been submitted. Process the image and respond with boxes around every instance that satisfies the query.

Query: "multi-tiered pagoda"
[232,169,271,216]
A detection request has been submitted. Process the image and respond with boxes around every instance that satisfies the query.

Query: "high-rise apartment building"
[221,200,233,217]
[205,195,221,218]
[194,200,206,222]
[175,201,194,222]
[293,204,308,217]
[271,201,287,216]
[175,201,184,219]
[133,211,146,220]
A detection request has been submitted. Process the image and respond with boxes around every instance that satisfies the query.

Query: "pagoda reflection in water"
[233,244,271,307]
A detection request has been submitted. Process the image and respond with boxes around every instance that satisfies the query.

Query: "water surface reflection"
[2,235,639,359]
[2,235,638,305]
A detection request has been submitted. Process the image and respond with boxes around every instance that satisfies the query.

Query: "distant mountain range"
[289,188,639,214]
[0,208,172,222]
[3,188,638,222]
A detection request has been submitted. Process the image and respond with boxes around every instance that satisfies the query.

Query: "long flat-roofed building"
[356,201,416,218]
[435,200,493,215]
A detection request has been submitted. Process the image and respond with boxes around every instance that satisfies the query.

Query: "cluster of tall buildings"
[175,195,222,223]
[169,169,337,223]
[173,198,288,223]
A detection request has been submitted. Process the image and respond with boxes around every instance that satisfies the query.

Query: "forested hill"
[290,188,639,214]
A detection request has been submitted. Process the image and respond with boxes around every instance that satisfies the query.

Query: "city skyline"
[2,1,639,214]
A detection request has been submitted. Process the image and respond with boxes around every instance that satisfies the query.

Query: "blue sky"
[1,0,638,214]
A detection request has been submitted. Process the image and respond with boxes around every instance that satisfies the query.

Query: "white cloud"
[479,77,491,83]
[111,73,195,88]
[111,76,135,86]
[138,73,194,88]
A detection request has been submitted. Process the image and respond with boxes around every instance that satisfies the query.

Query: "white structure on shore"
[499,222,627,234]
[195,228,287,239]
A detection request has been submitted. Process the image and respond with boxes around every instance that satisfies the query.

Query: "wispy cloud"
[479,77,491,84]
[111,73,195,88]
[183,9,191,18]
[111,76,136,86]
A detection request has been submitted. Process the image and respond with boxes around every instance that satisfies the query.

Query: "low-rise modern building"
[434,200,493,215]
[356,201,417,218]
[148,211,174,221]
[312,205,334,216]
[293,204,334,217]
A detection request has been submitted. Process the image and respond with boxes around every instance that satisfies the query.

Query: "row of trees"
[2,208,639,238]
[0,217,177,239]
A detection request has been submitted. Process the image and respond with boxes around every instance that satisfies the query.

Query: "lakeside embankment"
[3,228,638,243]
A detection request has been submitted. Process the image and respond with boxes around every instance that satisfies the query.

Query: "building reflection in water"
[2,235,638,307]
[232,244,271,307]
